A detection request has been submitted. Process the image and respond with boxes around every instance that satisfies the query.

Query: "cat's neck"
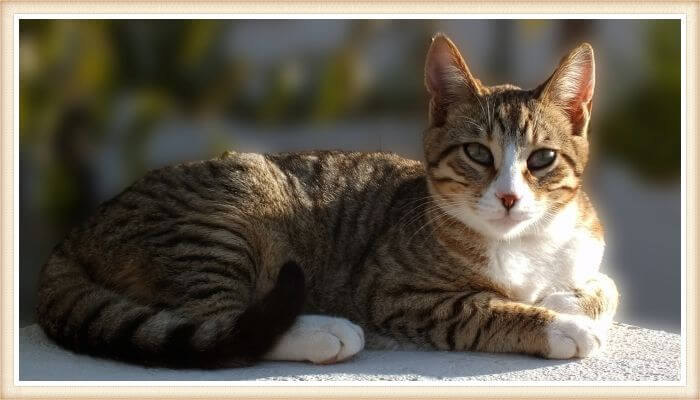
[424,198,585,300]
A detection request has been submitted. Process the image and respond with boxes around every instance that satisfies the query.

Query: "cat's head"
[423,34,594,240]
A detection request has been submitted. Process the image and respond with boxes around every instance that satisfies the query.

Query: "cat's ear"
[425,33,484,126]
[537,43,595,135]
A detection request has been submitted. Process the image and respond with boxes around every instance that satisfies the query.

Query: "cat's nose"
[497,193,519,210]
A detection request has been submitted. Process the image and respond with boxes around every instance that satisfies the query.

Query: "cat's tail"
[36,246,305,368]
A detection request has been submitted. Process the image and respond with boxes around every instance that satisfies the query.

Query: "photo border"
[2,1,697,399]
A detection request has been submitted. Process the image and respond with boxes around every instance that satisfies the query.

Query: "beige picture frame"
[1,2,697,399]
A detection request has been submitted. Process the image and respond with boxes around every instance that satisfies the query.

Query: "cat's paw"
[263,315,365,364]
[539,292,583,316]
[545,314,604,359]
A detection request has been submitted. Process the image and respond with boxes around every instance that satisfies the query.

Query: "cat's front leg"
[538,273,619,323]
[538,273,619,353]
[371,290,603,359]
[481,296,605,359]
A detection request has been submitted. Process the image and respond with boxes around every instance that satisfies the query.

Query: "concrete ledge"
[19,322,680,382]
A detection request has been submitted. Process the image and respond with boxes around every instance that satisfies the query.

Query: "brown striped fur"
[37,34,618,366]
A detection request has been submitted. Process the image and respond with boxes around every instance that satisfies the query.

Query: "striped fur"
[37,34,618,366]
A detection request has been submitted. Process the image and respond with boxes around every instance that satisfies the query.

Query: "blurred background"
[19,19,681,332]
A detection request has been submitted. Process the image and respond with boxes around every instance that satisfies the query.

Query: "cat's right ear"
[425,33,484,127]
[535,43,595,136]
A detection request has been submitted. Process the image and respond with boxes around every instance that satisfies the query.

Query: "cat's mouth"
[488,215,529,229]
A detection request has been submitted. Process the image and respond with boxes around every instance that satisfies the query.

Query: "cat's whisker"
[457,117,484,131]
[398,199,438,220]
[398,199,444,227]
[486,96,493,131]
[407,207,453,243]
[426,208,459,240]
[403,203,455,232]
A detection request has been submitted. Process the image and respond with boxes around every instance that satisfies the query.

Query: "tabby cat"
[37,34,618,367]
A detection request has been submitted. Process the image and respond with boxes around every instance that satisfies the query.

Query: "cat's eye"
[464,143,493,166]
[527,149,557,170]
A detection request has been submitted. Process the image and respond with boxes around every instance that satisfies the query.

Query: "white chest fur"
[482,204,604,303]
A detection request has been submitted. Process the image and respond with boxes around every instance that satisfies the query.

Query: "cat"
[36,33,618,367]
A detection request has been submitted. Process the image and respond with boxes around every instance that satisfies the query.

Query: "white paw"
[539,292,583,315]
[545,314,605,359]
[263,315,365,364]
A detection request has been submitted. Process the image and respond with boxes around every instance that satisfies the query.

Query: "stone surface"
[19,322,681,382]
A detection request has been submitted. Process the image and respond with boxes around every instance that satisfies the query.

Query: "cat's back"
[214,150,426,215]
[73,149,424,244]
[100,149,422,214]
[256,150,424,194]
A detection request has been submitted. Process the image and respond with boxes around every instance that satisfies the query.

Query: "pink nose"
[497,193,519,210]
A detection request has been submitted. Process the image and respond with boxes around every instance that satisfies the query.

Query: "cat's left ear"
[425,33,485,127]
[537,43,595,136]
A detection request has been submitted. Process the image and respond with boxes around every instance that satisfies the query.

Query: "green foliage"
[39,163,77,221]
[599,21,681,182]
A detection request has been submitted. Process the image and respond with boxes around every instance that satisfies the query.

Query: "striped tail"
[36,246,305,368]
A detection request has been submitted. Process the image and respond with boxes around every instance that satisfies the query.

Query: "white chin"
[440,203,534,240]
[485,217,531,239]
